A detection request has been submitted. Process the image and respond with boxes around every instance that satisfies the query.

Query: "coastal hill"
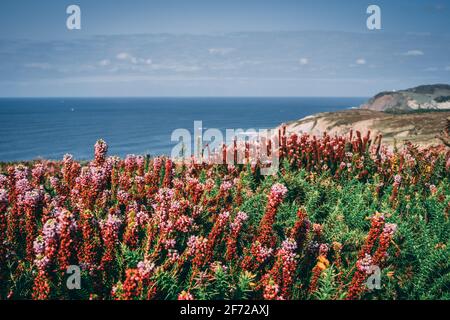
[360,84,450,113]
[284,84,450,148]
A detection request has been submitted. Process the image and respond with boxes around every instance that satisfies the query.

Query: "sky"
[0,0,449,97]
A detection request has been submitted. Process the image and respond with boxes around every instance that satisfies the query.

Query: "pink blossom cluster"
[356,253,374,275]
[269,183,288,205]
[137,259,155,279]
[187,235,209,267]
[0,174,8,188]
[383,223,398,237]
[94,139,108,164]
[0,188,8,205]
[100,213,123,242]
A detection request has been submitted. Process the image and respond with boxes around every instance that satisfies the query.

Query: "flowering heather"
[254,183,288,249]
[137,259,155,280]
[94,139,108,165]
[226,211,248,261]
[262,238,298,299]
[357,254,374,275]
[0,133,448,300]
[0,188,8,205]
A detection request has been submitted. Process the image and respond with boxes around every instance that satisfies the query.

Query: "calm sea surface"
[0,97,366,161]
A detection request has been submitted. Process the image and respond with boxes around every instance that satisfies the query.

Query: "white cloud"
[116,52,131,60]
[208,48,235,55]
[116,53,152,65]
[356,58,366,65]
[299,58,309,65]
[99,59,111,67]
[403,50,424,56]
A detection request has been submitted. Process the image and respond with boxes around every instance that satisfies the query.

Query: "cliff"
[360,84,450,113]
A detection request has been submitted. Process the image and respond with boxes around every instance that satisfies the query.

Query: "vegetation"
[0,130,449,300]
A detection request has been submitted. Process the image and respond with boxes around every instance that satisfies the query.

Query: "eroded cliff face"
[360,84,450,113]
[282,109,450,149]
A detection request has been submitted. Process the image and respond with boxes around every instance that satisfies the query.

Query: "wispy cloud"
[116,52,152,65]
[402,50,424,56]
[24,62,53,70]
[116,52,130,60]
[299,58,309,65]
[99,59,111,67]
[208,48,235,55]
[356,58,366,65]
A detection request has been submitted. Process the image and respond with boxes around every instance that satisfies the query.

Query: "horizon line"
[0,96,370,99]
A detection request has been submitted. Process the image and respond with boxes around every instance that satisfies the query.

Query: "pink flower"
[15,178,32,194]
[125,154,137,172]
[178,291,194,300]
[382,223,397,237]
[357,253,374,275]
[167,249,180,262]
[263,281,279,300]
[101,213,122,232]
[230,211,248,231]
[63,153,73,164]
[220,181,233,193]
[32,163,45,183]
[117,190,130,204]
[174,215,193,233]
[94,139,108,164]
[163,238,176,249]
[270,183,288,199]
[43,218,59,241]
[281,238,297,252]
[137,259,155,279]
[33,236,45,256]
[23,190,42,208]
[0,174,8,189]
[0,188,8,204]
[136,211,149,226]
[14,165,29,181]
[319,243,329,256]
[136,155,145,170]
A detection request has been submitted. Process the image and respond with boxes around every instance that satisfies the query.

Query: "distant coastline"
[282,84,450,149]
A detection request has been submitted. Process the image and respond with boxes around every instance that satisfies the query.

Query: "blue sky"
[0,0,449,96]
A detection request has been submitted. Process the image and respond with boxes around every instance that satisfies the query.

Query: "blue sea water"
[0,97,366,161]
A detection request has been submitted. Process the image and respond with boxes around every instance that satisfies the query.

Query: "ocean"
[0,97,366,161]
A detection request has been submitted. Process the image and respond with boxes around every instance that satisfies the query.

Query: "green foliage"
[313,266,345,300]
[234,271,256,300]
